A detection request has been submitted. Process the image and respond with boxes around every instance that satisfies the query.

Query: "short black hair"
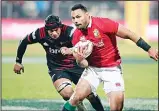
[71,4,88,12]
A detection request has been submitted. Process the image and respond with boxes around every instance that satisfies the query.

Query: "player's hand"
[73,51,88,68]
[75,46,86,58]
[148,48,158,61]
[73,51,85,62]
[13,63,24,74]
[60,47,73,55]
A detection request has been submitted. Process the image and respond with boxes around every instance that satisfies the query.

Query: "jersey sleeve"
[100,18,119,34]
[15,27,45,64]
[62,25,75,41]
[27,27,45,43]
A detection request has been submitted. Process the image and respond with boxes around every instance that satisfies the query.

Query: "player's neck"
[85,16,91,29]
[79,16,90,31]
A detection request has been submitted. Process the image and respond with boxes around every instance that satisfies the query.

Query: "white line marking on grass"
[2,106,47,110]
[2,57,155,64]
[2,98,158,110]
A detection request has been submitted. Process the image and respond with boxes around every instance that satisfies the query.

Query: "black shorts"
[48,67,84,85]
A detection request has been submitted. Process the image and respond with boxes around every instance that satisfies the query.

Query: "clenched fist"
[13,63,24,74]
[60,47,73,55]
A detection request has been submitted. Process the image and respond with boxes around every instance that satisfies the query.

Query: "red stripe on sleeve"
[27,34,31,43]
[39,29,42,39]
[62,25,67,34]
[39,27,45,39]
[40,28,43,39]
[42,28,44,37]
[42,27,46,37]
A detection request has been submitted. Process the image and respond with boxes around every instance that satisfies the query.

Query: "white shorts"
[81,65,125,94]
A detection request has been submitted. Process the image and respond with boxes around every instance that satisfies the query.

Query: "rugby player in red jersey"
[13,14,105,111]
[61,4,158,111]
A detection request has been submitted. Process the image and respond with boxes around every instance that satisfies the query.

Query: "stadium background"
[2,1,158,110]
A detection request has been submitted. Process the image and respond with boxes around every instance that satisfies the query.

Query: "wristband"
[16,62,23,67]
[16,57,22,64]
[136,38,151,52]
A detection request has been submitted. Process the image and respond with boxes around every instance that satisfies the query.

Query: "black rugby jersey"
[15,24,79,71]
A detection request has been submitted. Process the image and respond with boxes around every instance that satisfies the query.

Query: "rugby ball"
[73,40,93,58]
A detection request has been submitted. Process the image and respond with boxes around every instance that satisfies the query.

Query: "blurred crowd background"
[2,1,158,21]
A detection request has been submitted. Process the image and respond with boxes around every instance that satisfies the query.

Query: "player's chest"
[79,28,109,48]
[40,37,70,55]
[40,36,70,48]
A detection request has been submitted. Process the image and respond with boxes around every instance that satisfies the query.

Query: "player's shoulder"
[37,26,46,39]
[92,16,118,30]
[61,24,75,37]
[61,24,73,32]
[92,16,112,25]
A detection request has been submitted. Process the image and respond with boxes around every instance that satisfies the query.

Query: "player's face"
[71,9,89,29]
[47,28,61,39]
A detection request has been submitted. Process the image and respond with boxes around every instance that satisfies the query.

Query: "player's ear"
[85,12,89,16]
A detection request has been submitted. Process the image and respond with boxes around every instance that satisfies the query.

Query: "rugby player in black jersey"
[13,14,104,111]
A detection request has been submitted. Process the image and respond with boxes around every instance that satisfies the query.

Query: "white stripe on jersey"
[31,30,36,39]
[69,24,76,37]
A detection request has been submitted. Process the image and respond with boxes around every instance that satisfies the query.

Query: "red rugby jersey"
[72,16,121,67]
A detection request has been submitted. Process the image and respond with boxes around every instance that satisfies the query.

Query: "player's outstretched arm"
[13,36,30,74]
[14,40,26,74]
[14,28,41,74]
[116,24,158,61]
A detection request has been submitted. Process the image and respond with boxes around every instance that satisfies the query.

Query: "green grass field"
[2,63,158,99]
[2,40,158,110]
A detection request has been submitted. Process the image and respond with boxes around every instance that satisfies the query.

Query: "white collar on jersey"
[87,16,92,28]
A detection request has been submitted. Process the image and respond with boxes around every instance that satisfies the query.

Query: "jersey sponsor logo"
[49,47,61,54]
[92,39,104,47]
[43,42,49,46]
[93,29,101,38]
[79,35,104,47]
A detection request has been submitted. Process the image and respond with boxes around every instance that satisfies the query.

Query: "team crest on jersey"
[93,29,101,38]
[43,42,49,46]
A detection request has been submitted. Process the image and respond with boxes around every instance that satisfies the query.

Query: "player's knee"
[75,87,91,101]
[62,93,71,101]
[61,89,73,101]
[57,81,73,101]
[72,92,85,102]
